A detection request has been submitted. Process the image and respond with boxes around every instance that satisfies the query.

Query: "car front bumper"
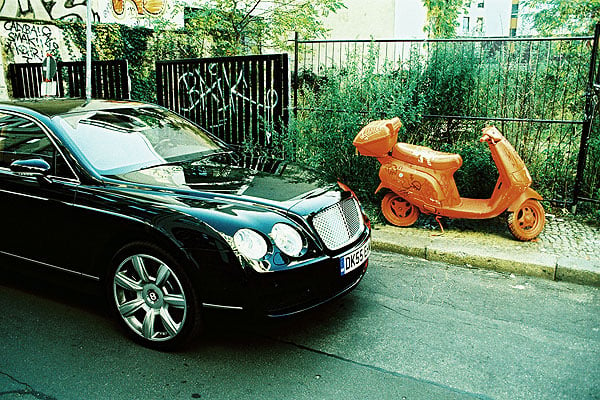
[244,231,371,317]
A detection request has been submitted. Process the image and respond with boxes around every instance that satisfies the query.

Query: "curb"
[371,225,600,287]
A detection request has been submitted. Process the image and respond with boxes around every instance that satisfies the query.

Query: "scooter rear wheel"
[507,199,545,241]
[381,193,420,227]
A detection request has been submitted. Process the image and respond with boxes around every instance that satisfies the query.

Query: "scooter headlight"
[271,223,303,257]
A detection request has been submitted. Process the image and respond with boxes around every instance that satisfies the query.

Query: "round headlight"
[271,223,303,257]
[233,229,268,260]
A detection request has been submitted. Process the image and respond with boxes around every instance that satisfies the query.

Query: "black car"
[0,99,371,350]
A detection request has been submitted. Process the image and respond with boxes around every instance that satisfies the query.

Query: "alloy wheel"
[113,254,188,342]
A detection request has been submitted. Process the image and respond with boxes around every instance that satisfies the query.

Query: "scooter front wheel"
[507,199,545,241]
[381,193,420,227]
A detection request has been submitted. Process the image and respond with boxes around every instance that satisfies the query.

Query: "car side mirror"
[10,158,52,178]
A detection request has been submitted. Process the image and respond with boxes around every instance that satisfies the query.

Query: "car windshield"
[55,106,223,175]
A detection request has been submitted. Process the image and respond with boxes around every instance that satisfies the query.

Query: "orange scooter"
[353,118,545,241]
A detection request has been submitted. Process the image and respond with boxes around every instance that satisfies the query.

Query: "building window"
[476,17,484,33]
[510,28,517,37]
[462,17,470,34]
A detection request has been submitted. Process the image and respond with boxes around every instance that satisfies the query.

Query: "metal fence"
[8,59,130,100]
[156,54,290,149]
[292,31,599,207]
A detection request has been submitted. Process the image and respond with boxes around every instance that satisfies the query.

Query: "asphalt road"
[0,251,599,400]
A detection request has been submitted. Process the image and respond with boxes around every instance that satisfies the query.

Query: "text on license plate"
[340,239,370,276]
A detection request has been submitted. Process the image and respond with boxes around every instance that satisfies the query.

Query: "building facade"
[322,0,531,40]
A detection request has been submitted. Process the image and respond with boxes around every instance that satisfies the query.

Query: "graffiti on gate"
[3,20,59,63]
[0,0,97,22]
[178,63,280,140]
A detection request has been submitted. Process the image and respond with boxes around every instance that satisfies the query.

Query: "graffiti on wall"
[0,0,98,22]
[112,0,164,16]
[3,20,60,63]
[178,63,280,141]
[0,0,172,28]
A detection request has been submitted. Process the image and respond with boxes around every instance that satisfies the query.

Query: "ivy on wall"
[56,20,206,102]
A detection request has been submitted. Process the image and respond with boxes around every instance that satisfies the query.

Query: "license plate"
[340,239,370,276]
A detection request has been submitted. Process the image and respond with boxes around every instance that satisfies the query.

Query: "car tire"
[106,242,202,350]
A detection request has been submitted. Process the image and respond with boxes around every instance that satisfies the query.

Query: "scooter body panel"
[354,119,545,240]
[377,156,461,212]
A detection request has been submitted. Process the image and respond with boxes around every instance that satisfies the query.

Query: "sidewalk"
[371,213,600,286]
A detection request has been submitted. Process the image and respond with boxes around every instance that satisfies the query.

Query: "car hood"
[103,158,343,216]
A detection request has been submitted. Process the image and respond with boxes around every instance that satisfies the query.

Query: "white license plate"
[340,239,370,276]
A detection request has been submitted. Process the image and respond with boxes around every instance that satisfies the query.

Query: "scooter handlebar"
[480,126,503,144]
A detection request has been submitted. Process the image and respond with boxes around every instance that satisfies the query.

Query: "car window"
[0,112,75,179]
[56,107,222,175]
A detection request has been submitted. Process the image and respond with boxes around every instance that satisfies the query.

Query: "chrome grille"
[312,198,364,250]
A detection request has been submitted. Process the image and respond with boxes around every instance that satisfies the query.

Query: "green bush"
[287,50,429,216]
[439,139,498,199]
[287,47,498,216]
[58,21,207,103]
[288,40,599,218]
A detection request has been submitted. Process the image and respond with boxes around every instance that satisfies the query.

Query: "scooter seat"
[392,143,463,171]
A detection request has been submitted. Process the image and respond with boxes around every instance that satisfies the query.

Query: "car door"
[0,111,80,272]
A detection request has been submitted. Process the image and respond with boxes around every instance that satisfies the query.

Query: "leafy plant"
[185,0,345,56]
[57,19,207,103]
[421,0,467,38]
[522,0,600,36]
[288,41,599,216]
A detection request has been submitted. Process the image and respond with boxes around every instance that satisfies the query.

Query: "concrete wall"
[0,0,183,27]
[322,0,427,39]
[394,0,427,39]
[0,20,79,100]
[0,0,184,100]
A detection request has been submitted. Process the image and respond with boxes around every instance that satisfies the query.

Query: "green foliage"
[582,119,600,208]
[288,41,599,215]
[186,0,345,56]
[421,0,467,38]
[439,139,498,199]
[523,0,600,36]
[418,44,478,145]
[287,54,423,210]
[57,19,207,103]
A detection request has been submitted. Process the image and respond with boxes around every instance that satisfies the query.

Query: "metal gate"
[156,54,289,148]
[8,60,130,100]
[292,30,600,208]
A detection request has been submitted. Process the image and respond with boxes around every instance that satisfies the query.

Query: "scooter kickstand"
[432,216,445,236]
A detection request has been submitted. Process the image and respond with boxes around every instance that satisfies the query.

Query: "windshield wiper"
[134,150,235,172]
[191,150,235,165]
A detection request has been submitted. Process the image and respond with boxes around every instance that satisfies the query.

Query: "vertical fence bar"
[7,60,129,100]
[122,60,130,99]
[156,62,164,106]
[280,52,290,139]
[573,23,600,211]
[56,62,65,97]
[294,32,299,117]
